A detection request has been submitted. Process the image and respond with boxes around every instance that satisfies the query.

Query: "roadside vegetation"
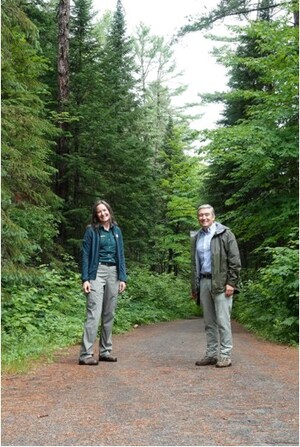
[2,264,200,374]
[233,240,299,346]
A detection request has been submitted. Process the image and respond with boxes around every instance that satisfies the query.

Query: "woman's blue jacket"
[81,225,127,283]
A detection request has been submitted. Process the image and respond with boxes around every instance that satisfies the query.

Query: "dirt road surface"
[1,318,299,446]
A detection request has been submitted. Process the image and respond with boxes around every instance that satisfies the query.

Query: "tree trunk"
[58,0,70,110]
[56,0,70,240]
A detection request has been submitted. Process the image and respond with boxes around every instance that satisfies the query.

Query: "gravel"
[2,318,299,446]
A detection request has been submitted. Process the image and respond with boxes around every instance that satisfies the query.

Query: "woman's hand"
[83,281,91,294]
[119,281,126,293]
[225,284,234,297]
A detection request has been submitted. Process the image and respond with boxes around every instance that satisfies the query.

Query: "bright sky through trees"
[93,0,230,129]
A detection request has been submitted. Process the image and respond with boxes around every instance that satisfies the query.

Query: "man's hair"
[197,204,215,217]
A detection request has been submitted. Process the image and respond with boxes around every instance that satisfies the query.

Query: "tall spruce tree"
[62,0,103,255]
[1,0,61,279]
[86,0,154,261]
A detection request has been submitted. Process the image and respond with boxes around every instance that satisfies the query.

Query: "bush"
[114,267,200,332]
[1,264,199,372]
[2,265,85,372]
[233,244,299,345]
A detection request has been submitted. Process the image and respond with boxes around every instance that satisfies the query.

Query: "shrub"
[114,267,200,332]
[233,244,299,345]
[1,264,199,372]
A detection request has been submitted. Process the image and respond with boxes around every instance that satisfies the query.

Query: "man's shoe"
[195,356,218,366]
[99,354,117,362]
[216,357,232,368]
[78,357,99,366]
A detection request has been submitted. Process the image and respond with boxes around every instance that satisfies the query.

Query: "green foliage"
[178,0,296,35]
[114,267,200,332]
[60,0,158,262]
[1,0,61,274]
[199,18,298,267]
[2,0,201,277]
[58,0,104,256]
[85,1,156,260]
[2,264,200,373]
[149,120,203,275]
[233,241,299,345]
[2,264,85,371]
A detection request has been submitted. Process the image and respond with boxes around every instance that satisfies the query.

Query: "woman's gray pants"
[79,265,119,361]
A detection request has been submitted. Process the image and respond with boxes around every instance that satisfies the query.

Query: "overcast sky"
[92,0,230,130]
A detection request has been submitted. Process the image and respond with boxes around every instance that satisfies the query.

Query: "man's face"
[198,208,215,230]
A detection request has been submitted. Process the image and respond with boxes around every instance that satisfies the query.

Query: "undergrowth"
[233,245,299,346]
[2,264,200,373]
[3,241,297,375]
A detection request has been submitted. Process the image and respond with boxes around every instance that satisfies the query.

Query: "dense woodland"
[2,0,299,370]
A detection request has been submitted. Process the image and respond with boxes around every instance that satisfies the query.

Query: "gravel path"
[2,318,298,446]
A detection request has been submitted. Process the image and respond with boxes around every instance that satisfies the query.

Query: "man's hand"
[191,290,198,301]
[225,284,234,297]
[119,281,126,293]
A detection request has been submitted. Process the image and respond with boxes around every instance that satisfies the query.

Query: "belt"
[99,262,116,267]
[200,273,212,279]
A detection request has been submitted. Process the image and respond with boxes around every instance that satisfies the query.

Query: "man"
[191,204,241,368]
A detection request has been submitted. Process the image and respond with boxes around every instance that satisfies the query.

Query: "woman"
[79,200,127,365]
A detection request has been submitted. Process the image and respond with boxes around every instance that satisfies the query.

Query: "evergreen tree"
[132,23,203,273]
[133,24,188,168]
[62,0,103,255]
[1,0,61,279]
[22,0,59,103]
[178,0,298,33]
[86,0,154,261]
[199,15,298,266]
[150,118,202,276]
[56,0,70,211]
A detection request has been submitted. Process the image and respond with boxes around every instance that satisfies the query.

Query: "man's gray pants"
[79,265,119,361]
[200,277,233,359]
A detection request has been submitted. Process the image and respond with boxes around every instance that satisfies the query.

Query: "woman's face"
[96,203,111,226]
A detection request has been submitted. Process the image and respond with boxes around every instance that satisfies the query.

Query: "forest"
[2,0,299,372]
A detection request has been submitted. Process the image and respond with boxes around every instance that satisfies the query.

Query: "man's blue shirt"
[196,223,216,274]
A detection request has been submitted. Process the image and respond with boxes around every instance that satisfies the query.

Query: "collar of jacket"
[212,222,229,236]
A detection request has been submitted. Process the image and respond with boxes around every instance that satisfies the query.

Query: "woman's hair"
[91,200,117,228]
